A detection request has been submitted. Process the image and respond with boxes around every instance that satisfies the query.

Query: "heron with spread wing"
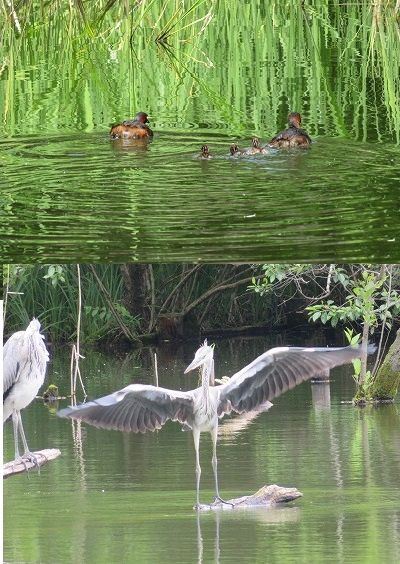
[57,341,373,508]
[3,318,49,464]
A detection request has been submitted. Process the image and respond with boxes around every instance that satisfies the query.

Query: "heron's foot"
[213,495,235,507]
[193,502,211,511]
[22,451,42,472]
[11,454,33,474]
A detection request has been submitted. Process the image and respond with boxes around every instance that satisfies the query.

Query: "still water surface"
[1,132,399,262]
[3,337,400,563]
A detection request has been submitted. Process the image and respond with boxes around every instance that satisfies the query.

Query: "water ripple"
[0,133,399,262]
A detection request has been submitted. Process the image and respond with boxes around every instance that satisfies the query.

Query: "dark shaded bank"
[3,264,312,344]
[4,264,400,346]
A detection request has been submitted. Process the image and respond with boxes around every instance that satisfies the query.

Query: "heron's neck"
[201,358,214,402]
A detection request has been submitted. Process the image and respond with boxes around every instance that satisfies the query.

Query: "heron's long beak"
[184,358,200,374]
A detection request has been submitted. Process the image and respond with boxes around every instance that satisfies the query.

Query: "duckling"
[199,145,212,159]
[229,143,245,157]
[245,137,270,155]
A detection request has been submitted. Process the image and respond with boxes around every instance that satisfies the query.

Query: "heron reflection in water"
[58,340,372,509]
[3,319,49,464]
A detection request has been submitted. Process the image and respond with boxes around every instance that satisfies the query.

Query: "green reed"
[4,264,131,343]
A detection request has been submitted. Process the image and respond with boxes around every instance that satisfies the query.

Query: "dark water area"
[1,132,399,262]
[3,336,400,563]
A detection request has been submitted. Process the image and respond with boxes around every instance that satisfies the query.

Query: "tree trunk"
[120,265,153,330]
[370,328,400,401]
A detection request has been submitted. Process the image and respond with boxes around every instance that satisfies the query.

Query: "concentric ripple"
[0,132,399,262]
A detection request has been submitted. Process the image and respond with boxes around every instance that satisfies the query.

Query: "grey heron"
[57,341,373,508]
[3,318,49,463]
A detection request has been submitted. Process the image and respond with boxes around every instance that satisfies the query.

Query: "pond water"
[3,337,400,563]
[1,132,399,262]
[1,3,400,263]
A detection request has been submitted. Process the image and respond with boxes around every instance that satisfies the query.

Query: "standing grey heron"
[57,341,373,508]
[3,318,49,463]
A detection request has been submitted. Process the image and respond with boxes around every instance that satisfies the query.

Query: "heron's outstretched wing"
[217,345,373,416]
[3,319,49,399]
[57,384,195,433]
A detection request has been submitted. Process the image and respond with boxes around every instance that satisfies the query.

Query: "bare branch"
[159,265,201,314]
[183,274,265,317]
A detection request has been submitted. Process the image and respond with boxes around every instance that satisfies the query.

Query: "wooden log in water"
[197,484,303,511]
[3,449,61,479]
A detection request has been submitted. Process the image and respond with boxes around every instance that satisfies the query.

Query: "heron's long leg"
[193,428,201,508]
[11,411,31,472]
[17,411,40,468]
[211,425,220,499]
[17,411,30,454]
[211,426,234,507]
[12,411,20,459]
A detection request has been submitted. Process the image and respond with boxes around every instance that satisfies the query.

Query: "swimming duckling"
[199,145,212,159]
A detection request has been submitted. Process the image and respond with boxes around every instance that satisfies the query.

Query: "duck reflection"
[109,137,151,155]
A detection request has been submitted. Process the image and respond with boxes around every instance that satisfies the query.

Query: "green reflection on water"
[1,2,399,142]
[1,3,400,262]
[1,134,399,262]
[3,340,400,563]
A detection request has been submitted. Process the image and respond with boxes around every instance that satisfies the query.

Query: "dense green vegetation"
[251,263,400,401]
[5,262,399,400]
[4,263,399,341]
[3,264,272,342]
[1,0,399,142]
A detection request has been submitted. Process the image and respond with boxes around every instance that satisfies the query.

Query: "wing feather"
[57,384,194,433]
[217,345,374,416]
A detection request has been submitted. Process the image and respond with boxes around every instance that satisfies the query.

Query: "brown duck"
[110,112,153,139]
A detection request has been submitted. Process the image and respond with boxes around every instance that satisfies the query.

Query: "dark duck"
[110,112,153,139]
[268,112,311,148]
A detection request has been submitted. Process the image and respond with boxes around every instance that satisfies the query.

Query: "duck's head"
[230,143,239,155]
[288,112,301,128]
[135,112,150,124]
